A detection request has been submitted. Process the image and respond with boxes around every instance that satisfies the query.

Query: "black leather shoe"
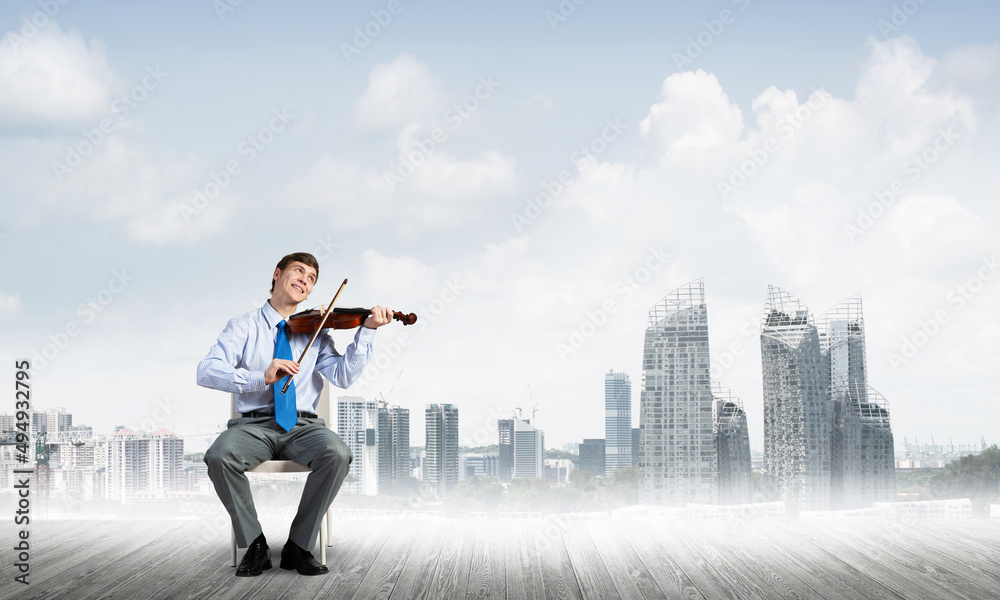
[279,540,329,576]
[236,535,272,577]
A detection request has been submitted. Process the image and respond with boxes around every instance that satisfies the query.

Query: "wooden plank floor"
[1,516,998,600]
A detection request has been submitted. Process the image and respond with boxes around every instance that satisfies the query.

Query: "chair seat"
[249,460,311,474]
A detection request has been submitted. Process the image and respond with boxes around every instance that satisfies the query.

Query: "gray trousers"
[204,416,352,550]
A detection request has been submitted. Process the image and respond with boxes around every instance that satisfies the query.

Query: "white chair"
[228,383,335,567]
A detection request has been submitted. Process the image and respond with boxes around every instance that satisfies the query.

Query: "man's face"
[273,261,317,305]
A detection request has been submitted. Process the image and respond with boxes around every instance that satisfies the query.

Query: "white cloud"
[284,110,518,235]
[885,195,991,263]
[639,69,744,169]
[938,42,1000,83]
[125,192,239,245]
[557,158,636,221]
[360,250,439,300]
[282,156,391,229]
[936,42,1000,103]
[36,136,237,244]
[355,53,442,129]
[0,290,22,315]
[406,149,518,200]
[855,36,976,140]
[0,24,119,129]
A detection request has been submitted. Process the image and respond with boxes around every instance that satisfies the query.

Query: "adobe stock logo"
[30,269,136,372]
[556,246,671,362]
[887,255,998,371]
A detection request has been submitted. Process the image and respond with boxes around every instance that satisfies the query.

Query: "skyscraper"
[712,383,752,504]
[579,438,605,476]
[377,402,410,495]
[107,429,182,500]
[639,278,718,505]
[498,417,544,480]
[45,408,72,434]
[604,370,632,476]
[336,396,379,496]
[425,404,459,498]
[498,418,513,482]
[819,296,895,508]
[512,418,544,479]
[760,285,831,511]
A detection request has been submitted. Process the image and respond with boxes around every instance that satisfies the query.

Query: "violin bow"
[281,278,348,394]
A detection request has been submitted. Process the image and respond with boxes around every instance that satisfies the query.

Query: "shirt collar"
[260,300,285,328]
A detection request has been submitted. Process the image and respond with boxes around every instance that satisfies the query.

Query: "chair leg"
[319,513,327,566]
[231,528,237,567]
[326,506,333,545]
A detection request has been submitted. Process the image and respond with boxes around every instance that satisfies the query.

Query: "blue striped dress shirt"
[197,301,375,414]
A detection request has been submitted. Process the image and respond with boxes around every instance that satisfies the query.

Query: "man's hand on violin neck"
[265,359,300,384]
[364,305,392,329]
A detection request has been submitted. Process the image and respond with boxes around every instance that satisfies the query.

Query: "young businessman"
[198,252,391,576]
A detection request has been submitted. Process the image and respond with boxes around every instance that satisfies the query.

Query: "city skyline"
[1,2,997,458]
[4,274,993,458]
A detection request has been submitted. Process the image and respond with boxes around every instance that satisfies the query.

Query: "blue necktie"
[274,320,297,432]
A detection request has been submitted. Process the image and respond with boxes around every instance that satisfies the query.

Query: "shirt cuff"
[356,326,377,344]
[248,371,267,392]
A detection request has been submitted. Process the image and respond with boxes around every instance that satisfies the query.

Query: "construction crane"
[377,370,404,408]
[526,383,539,424]
[36,432,50,518]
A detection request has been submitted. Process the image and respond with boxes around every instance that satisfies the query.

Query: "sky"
[0,0,998,453]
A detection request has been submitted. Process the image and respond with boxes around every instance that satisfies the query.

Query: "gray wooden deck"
[1,515,998,599]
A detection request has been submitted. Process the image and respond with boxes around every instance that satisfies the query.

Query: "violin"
[287,306,417,334]
[278,278,415,394]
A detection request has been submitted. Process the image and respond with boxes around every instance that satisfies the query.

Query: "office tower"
[30,411,47,436]
[459,453,499,480]
[712,383,752,504]
[512,418,544,479]
[390,407,411,491]
[498,419,513,482]
[639,279,718,505]
[631,428,639,467]
[761,286,831,511]
[107,429,183,500]
[377,403,410,495]
[579,438,606,476]
[336,396,379,495]
[149,430,184,494]
[108,431,149,500]
[45,408,72,434]
[820,296,895,508]
[605,370,632,476]
[856,386,895,504]
[425,404,459,498]
[377,408,392,490]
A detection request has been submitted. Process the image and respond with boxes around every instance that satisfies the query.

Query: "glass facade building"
[760,286,831,511]
[579,438,606,476]
[820,296,895,508]
[604,370,632,476]
[377,403,410,495]
[639,278,717,505]
[762,288,896,511]
[425,404,459,498]
[336,396,379,496]
[713,383,752,505]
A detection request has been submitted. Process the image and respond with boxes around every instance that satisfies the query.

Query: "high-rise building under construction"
[638,279,718,505]
[761,287,895,511]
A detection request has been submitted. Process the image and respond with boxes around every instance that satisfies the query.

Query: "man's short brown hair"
[270,252,320,293]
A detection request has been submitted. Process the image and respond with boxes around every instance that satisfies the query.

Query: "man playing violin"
[197,251,392,577]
